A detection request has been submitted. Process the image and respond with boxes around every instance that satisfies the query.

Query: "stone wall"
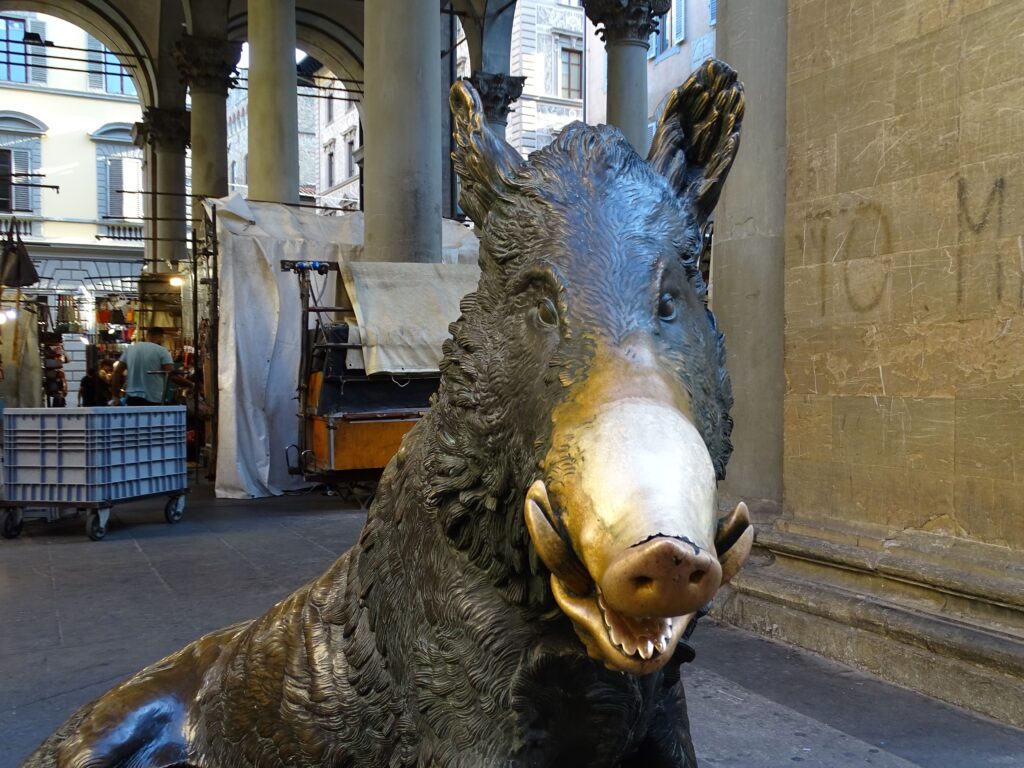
[784,0,1024,550]
[716,0,1024,729]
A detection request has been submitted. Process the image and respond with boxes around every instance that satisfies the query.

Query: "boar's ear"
[648,59,744,225]
[450,79,525,226]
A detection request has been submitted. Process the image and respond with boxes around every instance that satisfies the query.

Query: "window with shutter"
[648,30,657,59]
[12,148,31,212]
[86,35,104,89]
[122,156,143,219]
[709,0,717,26]
[107,157,124,218]
[27,19,46,84]
[673,0,685,43]
[0,149,11,212]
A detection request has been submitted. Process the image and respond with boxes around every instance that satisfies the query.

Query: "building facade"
[506,0,587,157]
[226,54,318,202]
[0,11,150,403]
[315,72,362,212]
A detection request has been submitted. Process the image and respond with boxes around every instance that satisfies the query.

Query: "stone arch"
[0,0,157,107]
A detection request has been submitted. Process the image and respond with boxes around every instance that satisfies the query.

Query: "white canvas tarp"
[211,195,479,498]
[342,262,480,375]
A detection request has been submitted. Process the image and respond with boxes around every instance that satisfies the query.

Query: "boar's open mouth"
[525,479,752,675]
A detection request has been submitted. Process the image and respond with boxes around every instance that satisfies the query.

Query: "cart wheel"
[1,509,23,539]
[164,494,186,524]
[86,511,107,541]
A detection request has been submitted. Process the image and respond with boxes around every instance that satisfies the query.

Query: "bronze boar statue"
[23,59,751,768]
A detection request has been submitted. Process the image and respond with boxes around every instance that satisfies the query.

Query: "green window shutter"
[28,19,46,83]
[86,35,104,90]
[12,148,31,211]
[107,157,123,218]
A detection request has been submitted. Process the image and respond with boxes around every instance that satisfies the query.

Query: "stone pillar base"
[714,519,1024,728]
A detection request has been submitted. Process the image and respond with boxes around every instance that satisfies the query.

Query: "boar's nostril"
[632,576,654,591]
[601,536,723,618]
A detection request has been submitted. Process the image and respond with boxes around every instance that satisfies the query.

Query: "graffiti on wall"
[796,176,1016,317]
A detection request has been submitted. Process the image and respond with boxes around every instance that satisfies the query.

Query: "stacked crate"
[2,407,187,503]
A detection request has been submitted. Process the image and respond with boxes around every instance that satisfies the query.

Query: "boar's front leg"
[623,681,699,768]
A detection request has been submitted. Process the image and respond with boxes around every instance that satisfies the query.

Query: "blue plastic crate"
[3,406,187,503]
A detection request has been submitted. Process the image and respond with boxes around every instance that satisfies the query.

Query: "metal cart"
[1,491,186,542]
[1,406,188,541]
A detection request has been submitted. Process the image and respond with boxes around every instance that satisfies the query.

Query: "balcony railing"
[101,221,145,241]
[0,214,35,237]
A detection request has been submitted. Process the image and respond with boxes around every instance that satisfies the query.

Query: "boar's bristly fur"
[22,59,744,768]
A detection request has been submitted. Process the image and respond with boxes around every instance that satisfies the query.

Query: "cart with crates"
[1,406,188,541]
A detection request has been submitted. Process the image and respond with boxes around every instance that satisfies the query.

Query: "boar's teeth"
[639,640,655,660]
[654,636,668,654]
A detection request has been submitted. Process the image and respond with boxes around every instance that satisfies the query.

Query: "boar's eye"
[657,292,677,322]
[536,297,559,328]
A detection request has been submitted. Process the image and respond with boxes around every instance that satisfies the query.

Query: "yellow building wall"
[1,14,141,242]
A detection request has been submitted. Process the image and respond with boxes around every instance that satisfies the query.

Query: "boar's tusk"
[524,480,592,595]
[715,501,753,584]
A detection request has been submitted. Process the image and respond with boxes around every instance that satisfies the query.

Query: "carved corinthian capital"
[468,72,527,125]
[172,34,243,93]
[134,107,191,153]
[584,0,672,45]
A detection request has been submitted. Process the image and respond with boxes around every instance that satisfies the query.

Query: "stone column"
[584,0,669,155]
[711,0,787,514]
[468,71,526,141]
[172,35,241,211]
[135,107,190,267]
[363,0,441,262]
[247,0,298,204]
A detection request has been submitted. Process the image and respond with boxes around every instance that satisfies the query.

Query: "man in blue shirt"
[112,327,187,406]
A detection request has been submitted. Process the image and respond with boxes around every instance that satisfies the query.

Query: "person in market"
[77,359,114,407]
[77,366,100,406]
[111,327,190,406]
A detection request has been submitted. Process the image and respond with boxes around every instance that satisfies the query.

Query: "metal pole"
[297,269,311,473]
[209,204,219,480]
[190,227,200,445]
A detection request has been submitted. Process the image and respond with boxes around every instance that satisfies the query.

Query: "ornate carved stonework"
[172,34,242,93]
[135,107,191,152]
[468,71,527,125]
[583,0,672,44]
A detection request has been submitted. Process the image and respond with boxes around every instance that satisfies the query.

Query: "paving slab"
[1,481,1021,767]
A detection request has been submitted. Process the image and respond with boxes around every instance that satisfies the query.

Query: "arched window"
[230,160,237,186]
[91,123,143,221]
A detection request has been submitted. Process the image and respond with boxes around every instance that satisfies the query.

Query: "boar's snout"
[600,536,722,619]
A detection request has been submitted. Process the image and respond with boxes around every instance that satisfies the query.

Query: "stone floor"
[1,481,1022,767]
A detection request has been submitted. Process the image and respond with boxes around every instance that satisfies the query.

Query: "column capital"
[172,34,242,93]
[133,107,191,153]
[584,0,672,45]
[468,71,526,125]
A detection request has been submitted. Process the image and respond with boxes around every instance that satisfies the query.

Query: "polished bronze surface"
[24,60,746,768]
